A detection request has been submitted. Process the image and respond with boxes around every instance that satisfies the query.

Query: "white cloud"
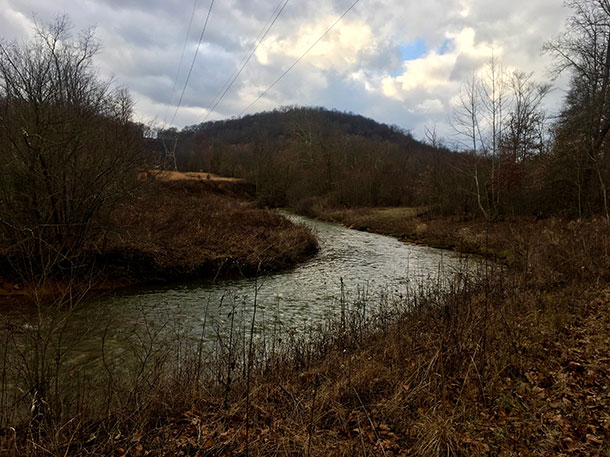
[256,18,375,72]
[0,1,32,39]
[415,99,444,114]
[0,0,573,141]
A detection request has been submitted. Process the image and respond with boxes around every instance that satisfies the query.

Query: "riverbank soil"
[0,173,318,299]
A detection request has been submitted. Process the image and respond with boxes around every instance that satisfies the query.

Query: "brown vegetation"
[0,176,318,298]
[2,212,608,456]
[154,170,245,183]
[95,176,318,283]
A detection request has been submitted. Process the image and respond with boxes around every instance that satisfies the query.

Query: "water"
[5,214,472,371]
[86,213,467,333]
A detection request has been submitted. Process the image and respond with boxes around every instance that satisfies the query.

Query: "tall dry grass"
[1,218,608,456]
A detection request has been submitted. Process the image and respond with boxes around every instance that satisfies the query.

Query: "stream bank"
[0,174,319,303]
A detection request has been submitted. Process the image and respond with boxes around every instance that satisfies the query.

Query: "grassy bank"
[0,173,318,299]
[1,207,609,456]
[317,206,610,271]
[96,174,318,282]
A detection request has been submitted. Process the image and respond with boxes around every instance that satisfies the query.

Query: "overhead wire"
[160,0,215,170]
[205,0,286,111]
[237,0,362,117]
[169,0,216,127]
[161,0,200,127]
[202,0,290,123]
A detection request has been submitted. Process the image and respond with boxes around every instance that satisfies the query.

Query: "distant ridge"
[155,105,454,210]
[179,106,425,147]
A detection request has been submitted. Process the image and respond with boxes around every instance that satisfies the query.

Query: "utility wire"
[238,0,362,117]
[202,0,289,123]
[206,0,286,111]
[161,0,200,127]
[170,0,215,126]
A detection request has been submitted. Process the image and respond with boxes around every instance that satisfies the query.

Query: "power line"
[207,0,286,111]
[161,0,200,127]
[170,0,215,127]
[161,0,214,171]
[238,0,362,117]
[202,0,290,123]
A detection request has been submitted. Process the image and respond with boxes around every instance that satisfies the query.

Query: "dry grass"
[95,178,318,283]
[323,207,424,241]
[150,170,245,183]
[1,207,609,456]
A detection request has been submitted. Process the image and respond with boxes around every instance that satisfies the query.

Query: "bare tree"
[501,71,551,162]
[545,0,610,217]
[450,57,551,218]
[480,55,508,158]
[0,16,147,278]
[451,73,490,219]
[451,73,485,154]
[479,55,509,212]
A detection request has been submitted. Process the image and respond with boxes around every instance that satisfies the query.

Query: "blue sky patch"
[400,39,427,61]
[390,39,427,77]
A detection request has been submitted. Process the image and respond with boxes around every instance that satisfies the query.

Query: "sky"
[0,0,572,143]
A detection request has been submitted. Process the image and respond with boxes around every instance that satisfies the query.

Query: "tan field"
[151,170,244,183]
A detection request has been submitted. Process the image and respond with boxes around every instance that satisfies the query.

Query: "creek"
[6,214,474,374]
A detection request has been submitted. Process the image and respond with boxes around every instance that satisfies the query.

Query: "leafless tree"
[451,73,485,154]
[0,16,147,278]
[480,55,508,158]
[451,73,490,219]
[545,0,610,217]
[501,71,551,162]
[451,58,551,218]
[479,55,509,212]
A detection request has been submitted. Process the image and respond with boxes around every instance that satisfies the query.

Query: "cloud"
[0,0,573,141]
[0,1,31,39]
[255,18,375,73]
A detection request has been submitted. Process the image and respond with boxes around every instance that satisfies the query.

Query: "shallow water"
[6,213,473,371]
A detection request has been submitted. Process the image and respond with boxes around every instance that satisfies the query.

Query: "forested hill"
[158,106,462,212]
[180,106,421,146]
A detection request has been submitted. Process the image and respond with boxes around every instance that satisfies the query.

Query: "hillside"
[156,106,458,212]
[181,106,421,146]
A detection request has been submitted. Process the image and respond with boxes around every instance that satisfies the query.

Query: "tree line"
[159,106,453,212]
[160,0,610,221]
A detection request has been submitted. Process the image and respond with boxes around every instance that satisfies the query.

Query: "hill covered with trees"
[159,106,462,213]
